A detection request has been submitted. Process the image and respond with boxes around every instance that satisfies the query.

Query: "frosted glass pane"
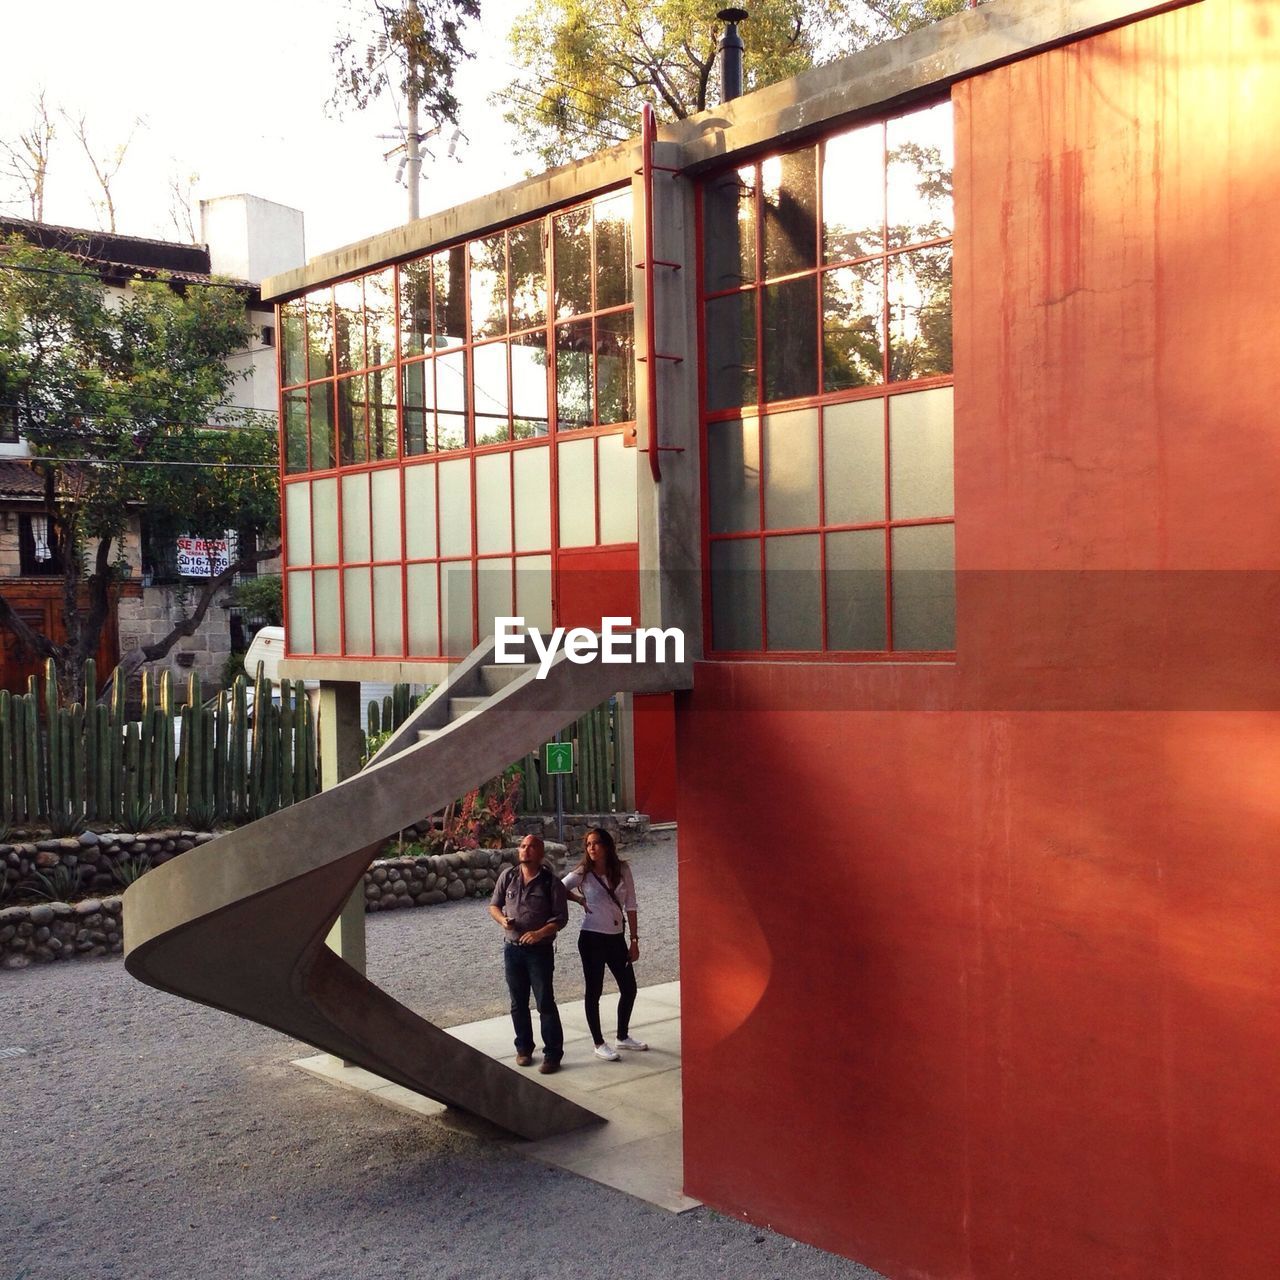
[513,446,551,551]
[889,386,953,520]
[710,539,761,651]
[707,418,760,534]
[824,399,885,525]
[763,409,818,530]
[441,561,474,655]
[406,563,439,656]
[370,469,402,561]
[404,463,437,559]
[516,555,553,633]
[373,566,403,656]
[343,568,372,654]
[475,453,512,554]
[438,457,472,557]
[891,524,955,650]
[764,534,821,650]
[311,478,339,564]
[477,558,513,639]
[596,432,637,544]
[341,473,370,563]
[557,438,596,547]
[286,572,313,654]
[826,530,886,650]
[284,483,311,566]
[314,570,340,653]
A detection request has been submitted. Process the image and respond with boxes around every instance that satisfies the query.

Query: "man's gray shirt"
[492,864,569,943]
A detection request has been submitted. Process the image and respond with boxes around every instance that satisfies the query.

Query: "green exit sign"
[544,742,574,775]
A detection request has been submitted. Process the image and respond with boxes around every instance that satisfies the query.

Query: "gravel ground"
[1,830,883,1280]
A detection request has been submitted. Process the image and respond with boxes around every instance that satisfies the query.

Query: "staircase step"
[480,663,531,695]
[448,696,489,721]
[416,729,437,744]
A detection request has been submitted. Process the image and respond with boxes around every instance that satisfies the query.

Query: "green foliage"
[29,863,84,903]
[110,853,153,887]
[363,727,393,767]
[220,651,248,691]
[229,574,283,626]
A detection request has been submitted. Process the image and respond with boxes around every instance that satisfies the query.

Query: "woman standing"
[563,827,648,1061]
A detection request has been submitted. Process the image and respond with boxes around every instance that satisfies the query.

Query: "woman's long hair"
[574,826,624,890]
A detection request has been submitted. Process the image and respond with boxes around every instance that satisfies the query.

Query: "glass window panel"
[705,291,757,412]
[763,409,818,530]
[891,523,955,650]
[889,246,952,382]
[475,452,512,554]
[305,289,333,380]
[373,565,403,656]
[314,569,340,653]
[284,390,308,474]
[370,469,402,561]
[826,529,887,649]
[437,457,472,557]
[762,276,818,402]
[404,463,437,559]
[511,332,549,437]
[824,263,886,392]
[761,148,818,278]
[596,311,635,425]
[284,482,311,566]
[513,446,551,551]
[311,477,339,564]
[400,360,433,456]
[553,205,592,317]
[710,539,762,651]
[889,386,954,520]
[406,562,439,655]
[441,560,474,655]
[364,268,396,366]
[340,472,371,563]
[703,165,757,291]
[343,568,372,654]
[477,557,513,639]
[887,100,954,249]
[765,534,821,650]
[308,382,336,471]
[399,259,432,357]
[473,340,510,444]
[368,367,398,461]
[436,350,468,450]
[515,554,553,634]
[824,399,885,525]
[286,571,314,654]
[556,320,593,429]
[469,233,508,340]
[823,125,885,263]
[707,417,760,534]
[337,373,367,467]
[596,432,637,544]
[595,191,633,310]
[557,437,597,547]
[432,247,467,348]
[508,221,546,331]
[281,301,306,386]
[334,279,365,374]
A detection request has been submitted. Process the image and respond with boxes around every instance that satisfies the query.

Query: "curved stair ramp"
[123,639,673,1140]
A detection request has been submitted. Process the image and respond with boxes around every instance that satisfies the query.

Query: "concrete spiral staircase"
[123,638,680,1140]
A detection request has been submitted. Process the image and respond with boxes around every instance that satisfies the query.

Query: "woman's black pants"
[577,929,637,1044]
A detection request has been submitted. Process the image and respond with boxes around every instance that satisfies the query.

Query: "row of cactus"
[0,658,319,831]
[364,682,418,739]
[517,698,617,814]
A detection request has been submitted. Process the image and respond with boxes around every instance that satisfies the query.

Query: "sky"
[0,0,543,263]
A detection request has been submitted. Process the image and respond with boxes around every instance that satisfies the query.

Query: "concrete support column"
[614,691,637,812]
[319,680,366,977]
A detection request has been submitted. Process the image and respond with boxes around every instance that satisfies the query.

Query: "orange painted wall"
[678,2,1280,1276]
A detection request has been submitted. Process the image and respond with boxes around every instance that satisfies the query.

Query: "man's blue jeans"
[504,940,564,1061]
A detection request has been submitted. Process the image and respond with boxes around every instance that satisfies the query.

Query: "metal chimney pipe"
[718,8,748,102]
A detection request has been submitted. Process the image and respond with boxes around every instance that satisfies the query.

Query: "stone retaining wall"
[514,812,650,850]
[1,897,124,968]
[363,843,565,912]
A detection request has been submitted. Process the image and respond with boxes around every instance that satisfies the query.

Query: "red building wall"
[678,2,1280,1276]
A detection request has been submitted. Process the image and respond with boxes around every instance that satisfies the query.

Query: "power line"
[490,83,628,147]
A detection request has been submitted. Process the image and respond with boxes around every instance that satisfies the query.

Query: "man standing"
[489,834,568,1073]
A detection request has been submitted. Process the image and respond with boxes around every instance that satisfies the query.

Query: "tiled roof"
[0,458,92,501]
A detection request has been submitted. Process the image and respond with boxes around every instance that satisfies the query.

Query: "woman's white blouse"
[562,863,637,935]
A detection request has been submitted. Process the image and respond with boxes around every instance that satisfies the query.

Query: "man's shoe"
[593,1042,620,1061]
[538,1058,562,1074]
[615,1035,648,1051]
[515,1053,534,1067]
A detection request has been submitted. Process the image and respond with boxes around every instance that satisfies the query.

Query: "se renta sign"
[494,617,685,679]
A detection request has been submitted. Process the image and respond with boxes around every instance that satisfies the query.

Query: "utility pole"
[406,80,421,223]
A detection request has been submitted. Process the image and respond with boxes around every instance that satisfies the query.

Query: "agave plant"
[110,854,153,888]
[28,864,84,903]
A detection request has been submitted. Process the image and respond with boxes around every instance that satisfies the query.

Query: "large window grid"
[700,100,956,657]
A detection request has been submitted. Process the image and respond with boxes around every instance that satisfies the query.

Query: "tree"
[500,0,968,166]
[330,0,480,220]
[64,111,142,235]
[0,236,280,702]
[0,91,56,222]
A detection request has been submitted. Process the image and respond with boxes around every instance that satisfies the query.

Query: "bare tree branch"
[0,90,56,221]
[64,111,143,233]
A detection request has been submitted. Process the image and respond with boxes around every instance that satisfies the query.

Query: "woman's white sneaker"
[615,1035,648,1051]
[593,1042,620,1061]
